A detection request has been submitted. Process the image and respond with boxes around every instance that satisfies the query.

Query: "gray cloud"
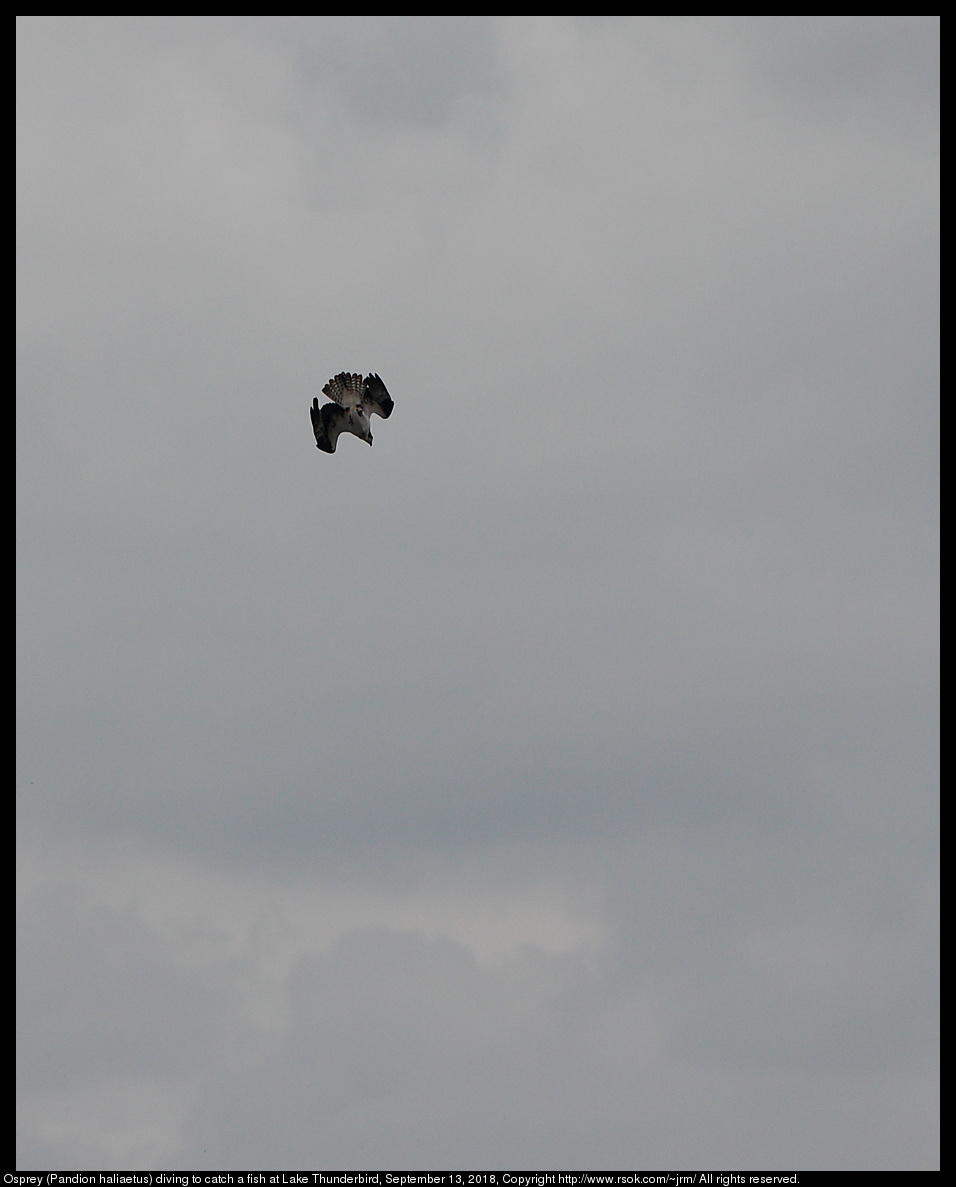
[18,16,937,1170]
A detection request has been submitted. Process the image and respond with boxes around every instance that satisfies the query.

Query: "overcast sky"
[17,16,938,1171]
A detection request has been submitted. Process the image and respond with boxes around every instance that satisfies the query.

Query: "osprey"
[311,372,394,453]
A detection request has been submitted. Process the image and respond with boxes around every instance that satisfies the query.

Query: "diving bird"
[311,372,394,453]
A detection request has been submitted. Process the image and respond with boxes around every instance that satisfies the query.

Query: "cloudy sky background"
[17,17,938,1170]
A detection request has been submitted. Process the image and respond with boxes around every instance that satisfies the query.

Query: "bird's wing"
[311,398,350,453]
[322,372,364,410]
[361,373,394,419]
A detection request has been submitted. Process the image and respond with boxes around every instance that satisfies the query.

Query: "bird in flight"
[311,372,394,453]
